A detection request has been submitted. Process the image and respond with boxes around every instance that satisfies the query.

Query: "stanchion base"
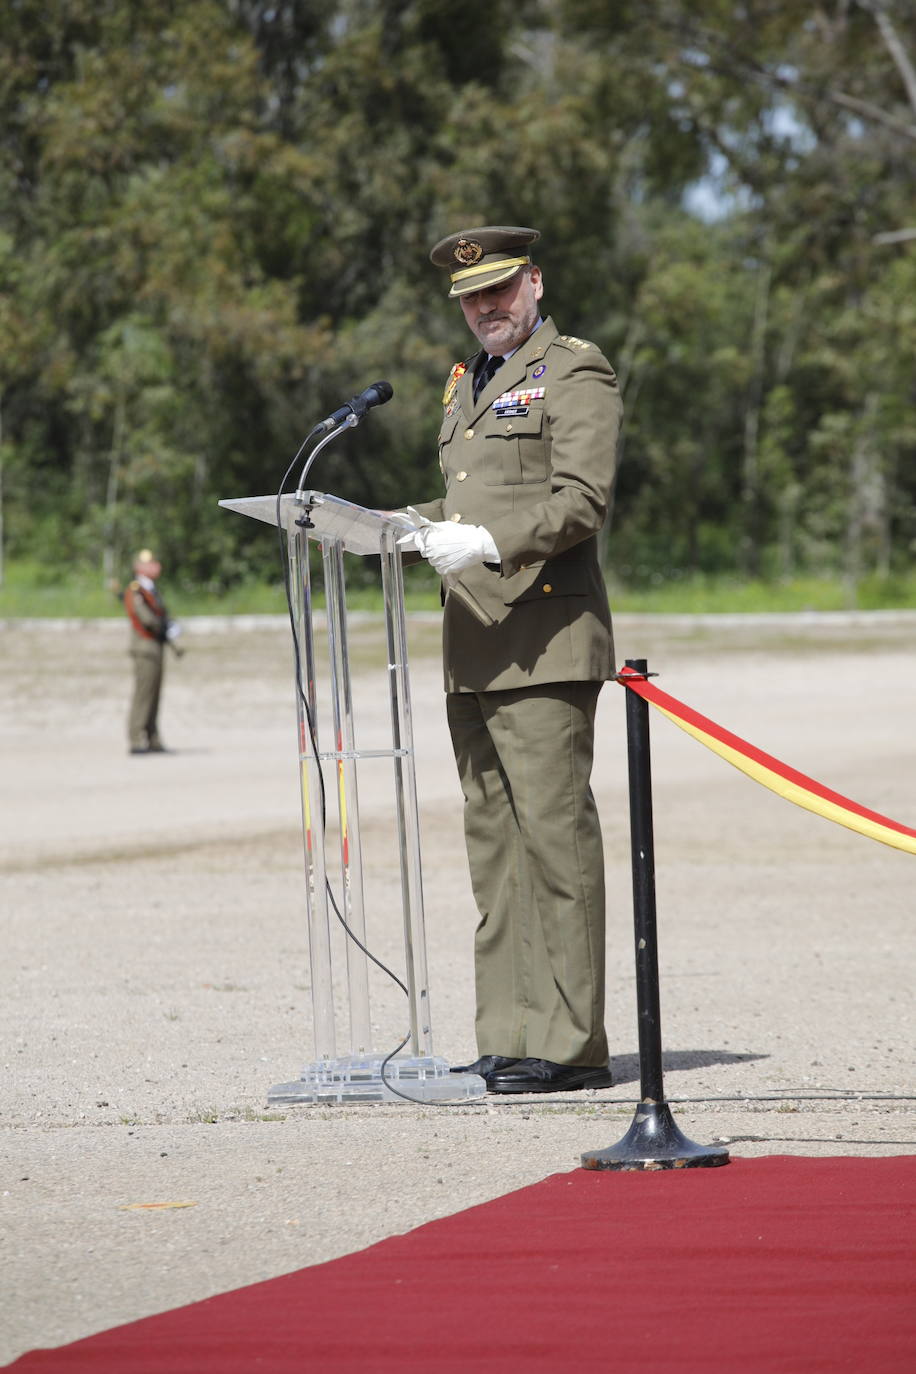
[267,1054,487,1105]
[581,1101,730,1171]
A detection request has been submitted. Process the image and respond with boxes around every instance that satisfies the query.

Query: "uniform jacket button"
[456,470,468,481]
[464,428,474,439]
[542,583,553,593]
[450,513,462,522]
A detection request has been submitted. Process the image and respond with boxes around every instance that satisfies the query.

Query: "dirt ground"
[1,609,914,1364]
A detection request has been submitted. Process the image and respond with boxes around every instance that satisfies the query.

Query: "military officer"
[399,225,622,1094]
[124,548,179,754]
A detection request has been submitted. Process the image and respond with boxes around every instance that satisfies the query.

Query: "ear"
[529,265,544,301]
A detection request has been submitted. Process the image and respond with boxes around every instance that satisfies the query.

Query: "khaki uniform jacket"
[412,317,622,693]
[125,581,167,659]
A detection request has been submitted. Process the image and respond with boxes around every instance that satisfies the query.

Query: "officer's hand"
[413,522,500,576]
[395,507,432,554]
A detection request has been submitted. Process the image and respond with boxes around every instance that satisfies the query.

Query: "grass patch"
[3,559,916,618]
[0,559,443,618]
[607,572,916,614]
[185,1106,288,1124]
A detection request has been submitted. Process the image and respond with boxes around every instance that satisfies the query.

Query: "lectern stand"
[220,489,486,1104]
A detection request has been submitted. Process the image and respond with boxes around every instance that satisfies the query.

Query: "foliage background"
[1,0,914,605]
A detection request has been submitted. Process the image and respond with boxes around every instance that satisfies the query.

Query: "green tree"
[1,0,914,599]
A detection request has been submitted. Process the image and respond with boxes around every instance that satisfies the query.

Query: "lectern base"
[267,1054,487,1105]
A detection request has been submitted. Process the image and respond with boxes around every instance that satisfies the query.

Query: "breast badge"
[442,361,467,407]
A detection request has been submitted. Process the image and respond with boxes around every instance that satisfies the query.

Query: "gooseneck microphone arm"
[294,413,358,503]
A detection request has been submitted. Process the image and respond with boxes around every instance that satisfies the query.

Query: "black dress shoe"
[486,1058,613,1094]
[450,1055,521,1079]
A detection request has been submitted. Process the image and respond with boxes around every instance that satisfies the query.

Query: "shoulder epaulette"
[557,334,596,352]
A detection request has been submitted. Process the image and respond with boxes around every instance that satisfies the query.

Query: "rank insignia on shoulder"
[442,361,467,407]
[559,334,594,350]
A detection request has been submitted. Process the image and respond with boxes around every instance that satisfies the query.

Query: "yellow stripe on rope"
[652,703,916,856]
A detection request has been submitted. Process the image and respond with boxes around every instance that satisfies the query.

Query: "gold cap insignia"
[453,238,483,266]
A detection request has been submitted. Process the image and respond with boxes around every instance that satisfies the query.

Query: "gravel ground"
[1,611,914,1363]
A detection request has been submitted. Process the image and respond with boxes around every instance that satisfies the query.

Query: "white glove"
[411,521,500,576]
[165,621,182,641]
[394,507,432,554]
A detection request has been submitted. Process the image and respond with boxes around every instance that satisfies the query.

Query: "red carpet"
[8,1156,914,1372]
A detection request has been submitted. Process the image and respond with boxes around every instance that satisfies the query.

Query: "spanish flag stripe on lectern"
[618,665,916,857]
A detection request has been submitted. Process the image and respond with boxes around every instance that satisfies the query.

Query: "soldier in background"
[123,548,181,755]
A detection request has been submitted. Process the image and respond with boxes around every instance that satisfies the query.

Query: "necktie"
[473,354,504,402]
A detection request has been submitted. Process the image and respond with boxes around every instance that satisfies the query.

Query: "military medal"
[442,361,467,407]
[492,385,545,417]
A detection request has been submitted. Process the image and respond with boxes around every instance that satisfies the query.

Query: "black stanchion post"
[581,659,729,1171]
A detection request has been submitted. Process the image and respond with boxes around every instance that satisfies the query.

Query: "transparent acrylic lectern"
[219,489,486,1104]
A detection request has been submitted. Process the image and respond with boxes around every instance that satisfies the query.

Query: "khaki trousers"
[446,682,608,1067]
[128,645,165,750]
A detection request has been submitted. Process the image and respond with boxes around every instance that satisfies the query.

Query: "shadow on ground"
[610,1049,769,1088]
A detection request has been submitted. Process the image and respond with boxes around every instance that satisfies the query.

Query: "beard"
[474,308,537,355]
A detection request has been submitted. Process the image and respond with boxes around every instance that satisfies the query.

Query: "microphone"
[318,380,394,433]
